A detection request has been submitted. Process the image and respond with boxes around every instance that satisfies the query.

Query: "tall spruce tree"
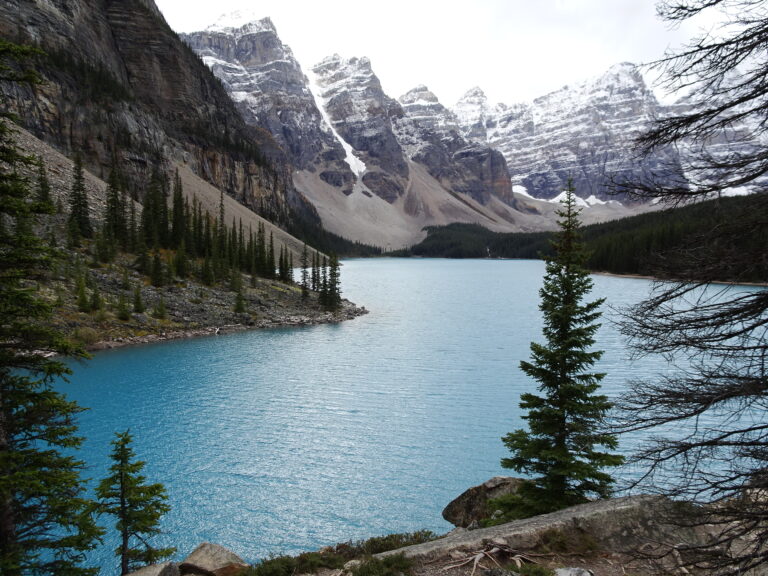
[300,244,309,299]
[67,153,92,245]
[326,253,341,311]
[96,431,174,576]
[499,181,622,519]
[0,40,102,575]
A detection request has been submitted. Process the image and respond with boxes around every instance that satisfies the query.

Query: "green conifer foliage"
[234,289,246,314]
[96,431,175,576]
[150,252,164,287]
[500,181,623,519]
[151,297,167,320]
[67,153,92,245]
[300,244,310,300]
[77,275,90,312]
[132,285,145,314]
[35,158,52,207]
[170,171,185,249]
[0,39,102,575]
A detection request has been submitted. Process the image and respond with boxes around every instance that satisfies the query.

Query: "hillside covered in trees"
[398,194,767,283]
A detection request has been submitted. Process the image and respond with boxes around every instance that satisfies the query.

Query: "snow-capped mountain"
[394,85,513,206]
[310,54,409,203]
[453,64,684,202]
[182,19,352,183]
[184,17,653,246]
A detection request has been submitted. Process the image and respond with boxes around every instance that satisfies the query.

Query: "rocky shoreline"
[87,301,368,351]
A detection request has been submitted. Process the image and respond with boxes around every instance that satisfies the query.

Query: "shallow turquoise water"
[57,258,667,571]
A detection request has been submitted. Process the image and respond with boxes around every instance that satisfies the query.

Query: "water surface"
[59,259,672,570]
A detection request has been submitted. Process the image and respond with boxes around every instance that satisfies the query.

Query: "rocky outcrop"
[0,0,317,229]
[127,543,247,576]
[395,86,514,206]
[311,54,408,203]
[442,477,525,528]
[383,495,713,574]
[182,18,350,181]
[453,64,685,202]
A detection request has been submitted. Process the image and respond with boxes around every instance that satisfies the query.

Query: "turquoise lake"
[58,258,671,571]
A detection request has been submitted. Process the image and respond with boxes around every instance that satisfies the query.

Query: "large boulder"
[442,477,525,527]
[182,543,247,574]
[127,563,180,576]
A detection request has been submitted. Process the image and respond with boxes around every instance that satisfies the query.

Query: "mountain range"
[183,16,673,247]
[0,2,757,250]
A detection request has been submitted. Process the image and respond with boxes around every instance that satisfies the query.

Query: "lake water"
[58,258,672,571]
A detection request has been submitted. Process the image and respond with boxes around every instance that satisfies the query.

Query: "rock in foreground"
[442,476,524,528]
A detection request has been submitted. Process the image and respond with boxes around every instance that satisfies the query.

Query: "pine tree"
[151,297,167,320]
[96,431,175,576]
[67,153,92,245]
[267,232,275,279]
[0,40,102,575]
[35,157,52,207]
[116,292,130,321]
[234,289,246,314]
[499,181,623,519]
[89,284,103,312]
[104,167,125,246]
[311,251,319,292]
[77,274,90,312]
[132,285,145,314]
[150,252,164,287]
[300,244,310,300]
[326,253,342,311]
[170,170,185,249]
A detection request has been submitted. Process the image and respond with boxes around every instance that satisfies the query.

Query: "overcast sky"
[154,0,720,106]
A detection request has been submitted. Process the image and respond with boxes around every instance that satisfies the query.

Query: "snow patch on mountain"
[549,191,590,208]
[307,70,368,180]
[207,11,276,35]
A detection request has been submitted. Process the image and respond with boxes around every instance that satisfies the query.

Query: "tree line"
[402,193,767,283]
[64,155,343,313]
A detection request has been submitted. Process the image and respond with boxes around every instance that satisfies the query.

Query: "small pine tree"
[326,253,341,311]
[150,252,164,287]
[35,157,52,207]
[96,431,175,576]
[201,254,215,286]
[132,285,145,314]
[300,244,309,300]
[174,240,188,279]
[89,285,103,312]
[234,289,246,314]
[499,181,623,519]
[151,297,167,320]
[67,153,92,243]
[76,275,90,312]
[116,292,130,321]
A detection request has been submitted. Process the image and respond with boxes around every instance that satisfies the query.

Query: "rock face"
[127,542,247,576]
[442,477,525,528]
[311,54,409,203]
[0,0,317,229]
[182,18,351,184]
[384,495,713,574]
[453,64,684,202]
[395,86,514,206]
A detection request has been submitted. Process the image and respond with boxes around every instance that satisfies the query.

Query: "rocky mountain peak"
[311,54,408,202]
[184,19,349,177]
[451,62,679,201]
[206,12,277,34]
[453,87,494,142]
[399,85,440,105]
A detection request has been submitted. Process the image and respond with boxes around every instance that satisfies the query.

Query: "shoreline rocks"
[442,477,525,528]
[87,302,369,352]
